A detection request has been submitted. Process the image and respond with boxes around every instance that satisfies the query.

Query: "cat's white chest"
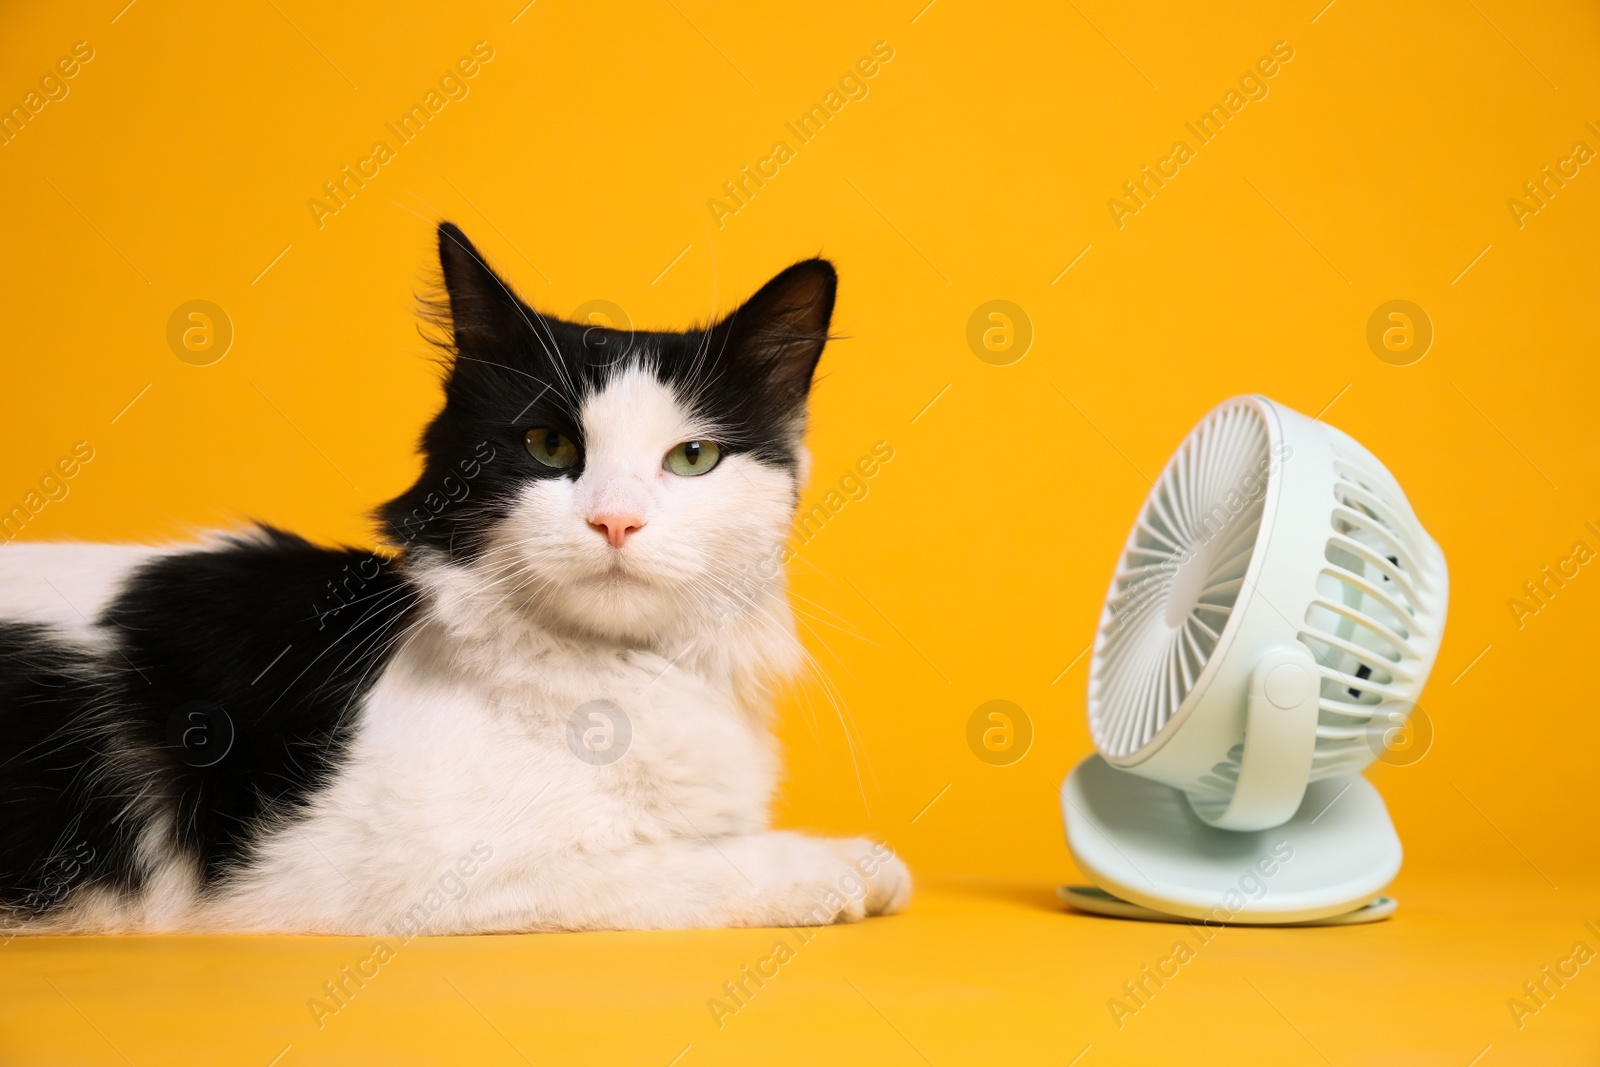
[336,627,775,871]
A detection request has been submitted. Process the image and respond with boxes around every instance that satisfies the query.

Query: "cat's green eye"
[525,428,578,469]
[664,440,721,477]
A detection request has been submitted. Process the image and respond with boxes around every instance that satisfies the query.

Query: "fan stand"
[1061,756,1402,926]
[1057,886,1397,926]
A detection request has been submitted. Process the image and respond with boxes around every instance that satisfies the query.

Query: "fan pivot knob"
[1264,662,1312,709]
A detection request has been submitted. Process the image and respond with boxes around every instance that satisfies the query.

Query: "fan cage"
[1187,433,1446,800]
[1089,399,1446,807]
[1088,403,1273,759]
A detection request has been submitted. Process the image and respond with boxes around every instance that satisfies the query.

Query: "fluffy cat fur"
[0,223,909,934]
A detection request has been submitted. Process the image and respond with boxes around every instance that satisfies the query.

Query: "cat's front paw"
[830,836,911,920]
[742,833,911,927]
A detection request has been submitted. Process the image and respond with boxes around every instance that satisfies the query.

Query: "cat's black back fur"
[0,529,413,913]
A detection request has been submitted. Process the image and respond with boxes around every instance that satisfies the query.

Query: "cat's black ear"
[714,259,837,408]
[436,222,522,352]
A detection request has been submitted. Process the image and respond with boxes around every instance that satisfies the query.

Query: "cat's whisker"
[785,591,880,647]
[791,637,878,818]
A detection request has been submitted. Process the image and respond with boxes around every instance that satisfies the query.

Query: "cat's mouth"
[590,554,649,585]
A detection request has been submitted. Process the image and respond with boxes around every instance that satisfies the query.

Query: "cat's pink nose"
[589,512,645,547]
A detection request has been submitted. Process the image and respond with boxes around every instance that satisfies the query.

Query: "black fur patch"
[377,223,837,561]
[0,529,416,913]
[0,623,139,916]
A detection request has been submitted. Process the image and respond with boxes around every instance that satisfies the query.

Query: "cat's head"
[379,222,836,645]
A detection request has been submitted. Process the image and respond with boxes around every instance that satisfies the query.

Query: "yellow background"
[3,0,1599,1063]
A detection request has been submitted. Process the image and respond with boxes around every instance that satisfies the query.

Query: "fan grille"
[1088,403,1271,759]
[1299,434,1446,779]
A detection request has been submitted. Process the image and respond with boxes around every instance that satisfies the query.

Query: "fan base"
[1062,756,1402,925]
[1058,885,1397,926]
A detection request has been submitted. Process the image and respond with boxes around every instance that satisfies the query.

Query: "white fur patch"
[0,542,171,638]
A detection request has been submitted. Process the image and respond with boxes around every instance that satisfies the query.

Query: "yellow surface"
[3,0,1600,1061]
[5,876,1600,1064]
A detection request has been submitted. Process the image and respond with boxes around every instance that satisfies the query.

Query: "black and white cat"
[0,224,909,934]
